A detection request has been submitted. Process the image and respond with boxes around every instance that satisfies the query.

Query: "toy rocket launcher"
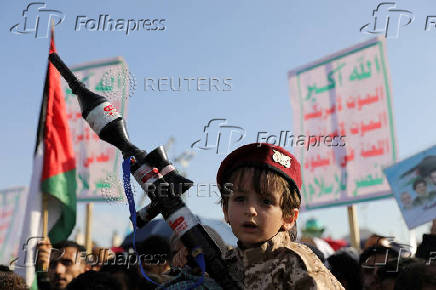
[49,53,240,289]
[49,52,193,218]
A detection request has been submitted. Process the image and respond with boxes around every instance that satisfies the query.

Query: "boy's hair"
[220,167,301,218]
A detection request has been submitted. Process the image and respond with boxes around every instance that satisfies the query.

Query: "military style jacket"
[222,231,344,290]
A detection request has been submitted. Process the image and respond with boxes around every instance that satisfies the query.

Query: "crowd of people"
[2,222,435,290]
[2,143,436,289]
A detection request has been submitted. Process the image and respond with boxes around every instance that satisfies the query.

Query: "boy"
[217,143,343,289]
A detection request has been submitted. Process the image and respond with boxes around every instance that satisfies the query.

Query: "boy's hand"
[431,219,436,235]
[172,246,188,268]
[36,238,52,271]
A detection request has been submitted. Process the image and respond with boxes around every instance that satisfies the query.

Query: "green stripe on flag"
[31,276,38,290]
[41,169,77,244]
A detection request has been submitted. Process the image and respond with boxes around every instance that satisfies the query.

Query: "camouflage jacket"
[222,231,344,290]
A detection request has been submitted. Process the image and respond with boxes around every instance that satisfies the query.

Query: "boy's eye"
[263,199,273,205]
[233,195,245,202]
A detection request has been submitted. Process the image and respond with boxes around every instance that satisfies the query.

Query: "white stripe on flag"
[15,144,44,287]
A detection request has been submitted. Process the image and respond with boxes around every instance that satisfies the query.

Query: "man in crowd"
[36,240,89,290]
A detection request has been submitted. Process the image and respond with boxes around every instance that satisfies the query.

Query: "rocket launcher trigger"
[49,53,241,289]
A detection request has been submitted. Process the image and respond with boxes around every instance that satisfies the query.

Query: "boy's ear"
[282,208,299,231]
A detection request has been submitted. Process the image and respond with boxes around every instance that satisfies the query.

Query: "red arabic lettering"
[305,154,331,172]
[340,149,355,168]
[0,209,13,219]
[339,122,346,136]
[350,123,359,135]
[346,97,356,109]
[304,105,323,120]
[360,119,382,136]
[337,96,342,112]
[361,140,385,157]
[324,104,336,119]
[357,90,380,110]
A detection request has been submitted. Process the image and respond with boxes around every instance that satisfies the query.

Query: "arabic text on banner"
[288,37,397,210]
[61,58,129,201]
[384,145,436,229]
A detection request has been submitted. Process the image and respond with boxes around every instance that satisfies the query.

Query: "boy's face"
[223,170,298,247]
[415,182,427,196]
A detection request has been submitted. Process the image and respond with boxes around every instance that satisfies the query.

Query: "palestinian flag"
[16,29,77,288]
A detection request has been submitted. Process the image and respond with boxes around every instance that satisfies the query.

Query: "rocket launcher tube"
[49,53,106,119]
[50,53,241,289]
[49,53,138,156]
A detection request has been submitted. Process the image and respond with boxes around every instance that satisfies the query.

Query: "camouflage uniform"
[223,231,344,289]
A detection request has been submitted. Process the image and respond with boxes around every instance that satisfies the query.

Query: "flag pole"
[347,205,360,251]
[41,20,55,272]
[41,193,49,271]
[85,202,93,253]
[42,194,48,237]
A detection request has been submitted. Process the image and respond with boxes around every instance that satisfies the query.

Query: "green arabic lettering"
[95,77,114,92]
[374,56,380,73]
[324,184,333,194]
[349,59,371,81]
[353,174,384,196]
[79,174,89,190]
[308,183,315,202]
[305,63,345,101]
